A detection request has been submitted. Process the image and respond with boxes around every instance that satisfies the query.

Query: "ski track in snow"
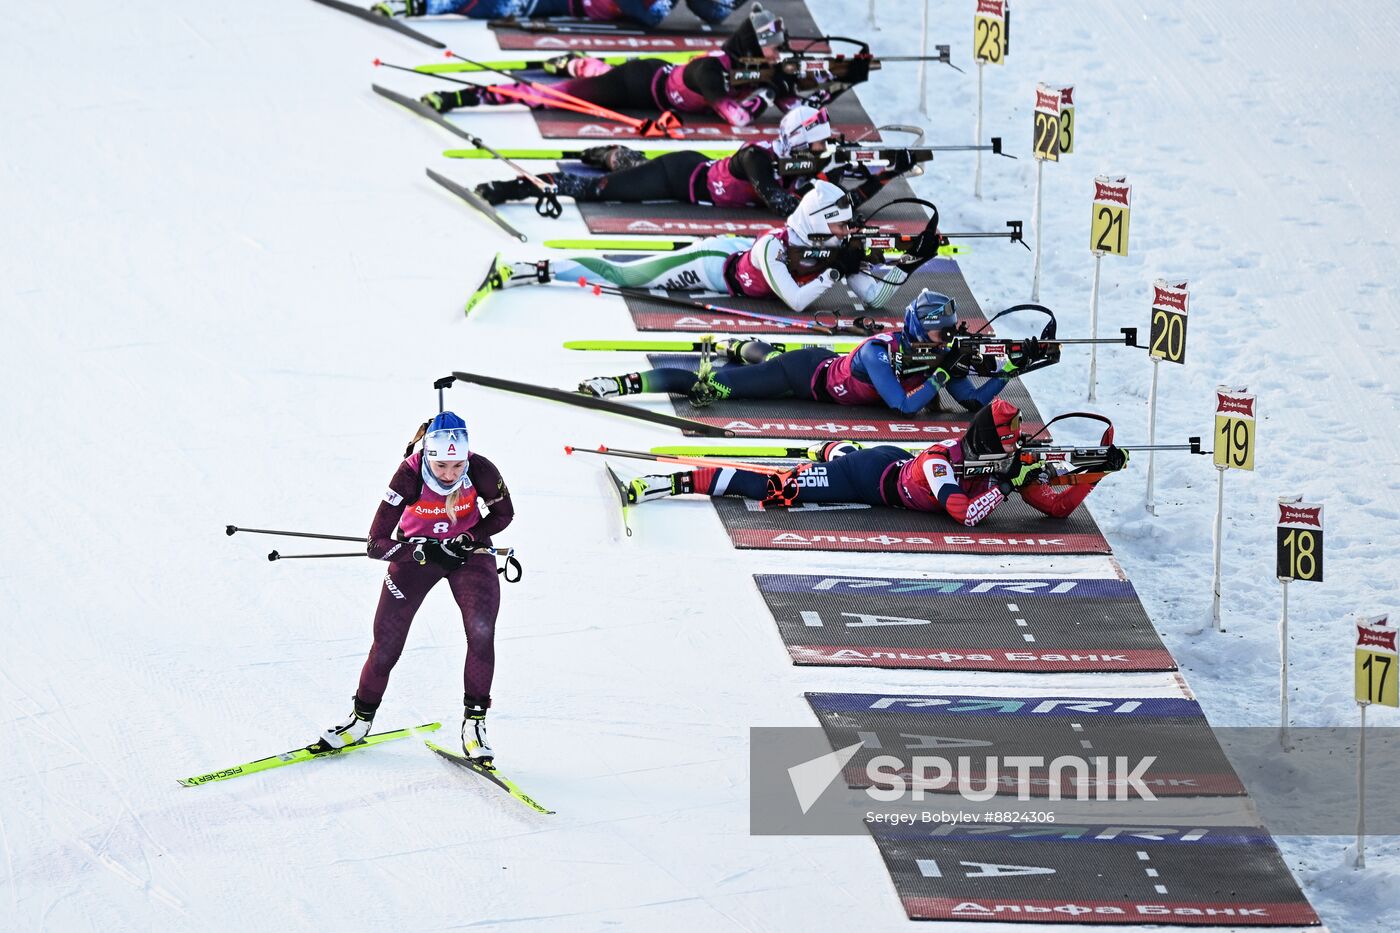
[0,0,1395,930]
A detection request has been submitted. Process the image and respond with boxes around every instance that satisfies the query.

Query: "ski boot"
[463,697,493,767]
[625,472,698,504]
[577,373,642,399]
[717,338,782,365]
[474,176,537,206]
[540,51,585,76]
[686,366,731,408]
[421,87,483,113]
[579,145,648,172]
[466,255,552,316]
[370,0,425,17]
[319,695,379,750]
[806,440,864,462]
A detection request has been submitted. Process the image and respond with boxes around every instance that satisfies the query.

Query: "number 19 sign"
[1214,387,1256,472]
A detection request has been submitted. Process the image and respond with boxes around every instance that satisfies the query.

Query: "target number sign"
[974,0,1007,65]
[1057,85,1075,154]
[1276,499,1323,583]
[1033,84,1061,162]
[1356,616,1398,707]
[1213,387,1256,471]
[1148,279,1188,364]
[1091,176,1130,255]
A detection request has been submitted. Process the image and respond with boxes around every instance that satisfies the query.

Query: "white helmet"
[786,180,854,244]
[773,105,833,158]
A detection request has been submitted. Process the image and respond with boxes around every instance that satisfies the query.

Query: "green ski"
[178,722,442,787]
[604,463,635,537]
[444,146,739,161]
[563,338,859,353]
[417,51,701,74]
[466,252,513,316]
[426,740,555,814]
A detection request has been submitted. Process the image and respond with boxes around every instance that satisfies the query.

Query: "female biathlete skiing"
[615,399,1130,524]
[577,288,1047,411]
[470,180,924,314]
[321,412,515,766]
[418,5,800,128]
[371,0,737,29]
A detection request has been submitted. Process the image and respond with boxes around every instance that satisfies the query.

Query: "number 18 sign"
[1356,615,1397,707]
[1276,498,1323,582]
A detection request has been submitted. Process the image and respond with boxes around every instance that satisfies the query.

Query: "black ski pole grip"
[268,550,281,562]
[226,525,239,536]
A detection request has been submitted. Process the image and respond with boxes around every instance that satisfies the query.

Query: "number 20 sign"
[1149,279,1188,364]
[1276,498,1323,583]
[1091,176,1130,256]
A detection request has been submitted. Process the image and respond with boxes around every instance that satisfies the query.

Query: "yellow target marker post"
[1353,614,1394,868]
[1209,387,1256,632]
[1144,280,1188,515]
[1087,176,1131,400]
[1029,83,1062,300]
[972,0,1008,198]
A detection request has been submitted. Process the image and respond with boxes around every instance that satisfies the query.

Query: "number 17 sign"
[1356,615,1397,707]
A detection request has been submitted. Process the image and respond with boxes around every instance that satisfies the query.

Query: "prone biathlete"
[320,412,515,766]
[419,5,795,128]
[578,288,1034,411]
[475,104,917,216]
[473,180,913,314]
[615,399,1129,524]
[371,0,736,28]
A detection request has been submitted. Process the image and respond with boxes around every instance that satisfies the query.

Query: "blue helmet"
[902,289,958,342]
[423,411,469,462]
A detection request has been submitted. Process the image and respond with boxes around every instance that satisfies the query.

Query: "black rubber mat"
[713,486,1110,555]
[753,574,1175,671]
[806,693,1244,797]
[869,822,1320,926]
[623,255,981,335]
[576,175,931,236]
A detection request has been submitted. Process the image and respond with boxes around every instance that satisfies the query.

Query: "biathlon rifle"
[728,36,960,106]
[791,198,1025,272]
[777,137,1012,180]
[960,414,1206,485]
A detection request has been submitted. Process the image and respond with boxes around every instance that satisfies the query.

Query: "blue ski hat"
[902,289,958,341]
[424,411,470,462]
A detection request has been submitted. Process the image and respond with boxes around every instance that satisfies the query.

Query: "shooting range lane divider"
[806,693,1246,797]
[752,573,1175,672]
[711,491,1109,556]
[869,822,1321,926]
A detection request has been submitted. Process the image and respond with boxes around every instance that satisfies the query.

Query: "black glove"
[932,343,974,377]
[411,538,465,569]
[888,149,917,174]
[831,239,866,275]
[1103,445,1130,472]
[441,532,478,557]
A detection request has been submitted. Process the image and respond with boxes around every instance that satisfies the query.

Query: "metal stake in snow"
[1144,280,1188,513]
[1275,498,1324,748]
[972,0,1007,198]
[1087,177,1131,400]
[1030,84,1062,299]
[1211,387,1256,629]
[918,0,931,115]
[868,0,877,29]
[1352,614,1396,869]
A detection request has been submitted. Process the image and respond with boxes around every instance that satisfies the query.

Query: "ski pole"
[226,525,364,543]
[578,280,882,337]
[443,49,684,138]
[565,444,792,476]
[267,551,364,561]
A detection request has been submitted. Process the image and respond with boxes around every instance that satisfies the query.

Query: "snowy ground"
[0,0,1395,931]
